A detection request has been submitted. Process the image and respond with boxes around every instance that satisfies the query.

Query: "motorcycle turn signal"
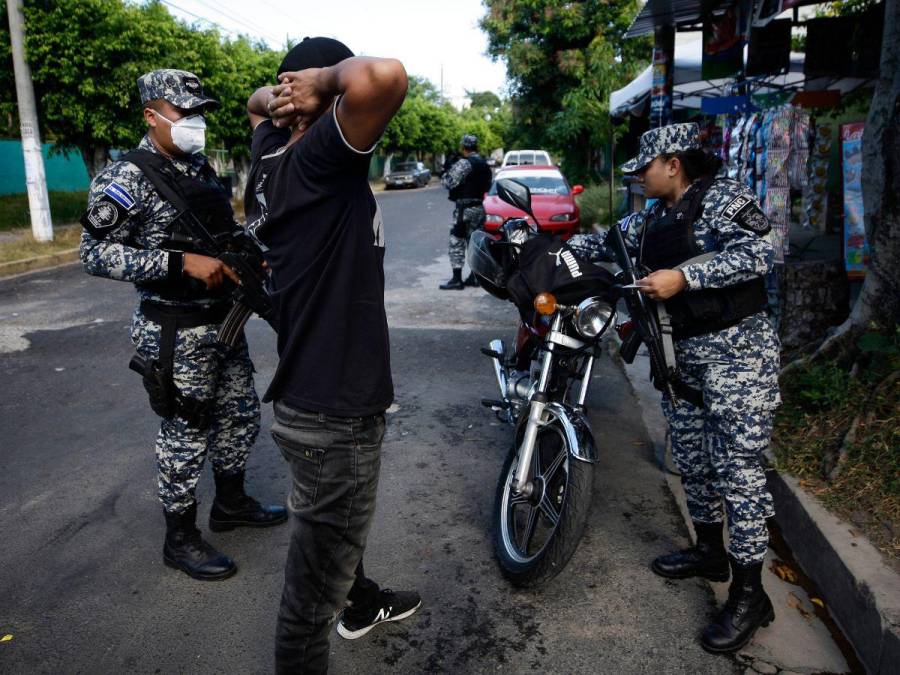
[534,292,557,316]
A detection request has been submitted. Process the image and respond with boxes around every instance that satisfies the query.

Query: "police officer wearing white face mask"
[80,69,287,582]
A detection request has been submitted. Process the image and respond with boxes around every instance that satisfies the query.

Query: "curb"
[619,349,900,672]
[618,351,852,673]
[765,458,900,674]
[0,248,80,278]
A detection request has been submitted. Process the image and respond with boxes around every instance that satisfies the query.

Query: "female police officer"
[570,123,780,653]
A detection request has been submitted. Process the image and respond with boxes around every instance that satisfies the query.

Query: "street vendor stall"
[608,0,883,349]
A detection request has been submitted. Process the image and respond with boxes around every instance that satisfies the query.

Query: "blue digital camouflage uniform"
[441,156,487,268]
[80,132,260,516]
[570,175,780,565]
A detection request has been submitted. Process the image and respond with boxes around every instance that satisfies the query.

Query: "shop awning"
[608,36,866,117]
[625,0,732,38]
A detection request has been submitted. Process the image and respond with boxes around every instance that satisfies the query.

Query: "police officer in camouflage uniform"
[569,123,780,653]
[80,69,286,581]
[439,134,493,290]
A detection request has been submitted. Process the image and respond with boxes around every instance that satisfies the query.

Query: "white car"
[501,149,553,167]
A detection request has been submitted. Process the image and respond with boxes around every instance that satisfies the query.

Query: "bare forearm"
[247,86,275,119]
[331,57,408,149]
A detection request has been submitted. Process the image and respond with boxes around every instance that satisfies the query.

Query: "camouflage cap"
[461,134,478,150]
[137,69,219,110]
[620,123,700,174]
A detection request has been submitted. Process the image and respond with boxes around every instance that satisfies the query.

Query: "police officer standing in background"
[439,134,493,290]
[570,123,780,653]
[80,70,286,581]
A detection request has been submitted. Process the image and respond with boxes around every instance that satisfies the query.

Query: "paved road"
[0,185,737,674]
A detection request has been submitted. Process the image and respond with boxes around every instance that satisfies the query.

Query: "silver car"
[385,161,431,189]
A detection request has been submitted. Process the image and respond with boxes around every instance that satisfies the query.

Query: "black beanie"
[277,37,354,77]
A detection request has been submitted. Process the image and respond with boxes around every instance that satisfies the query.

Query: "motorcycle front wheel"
[493,413,594,587]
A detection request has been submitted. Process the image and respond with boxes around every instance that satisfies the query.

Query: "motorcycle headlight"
[485,214,503,224]
[574,297,614,339]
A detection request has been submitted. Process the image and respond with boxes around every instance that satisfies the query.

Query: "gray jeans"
[271,401,384,674]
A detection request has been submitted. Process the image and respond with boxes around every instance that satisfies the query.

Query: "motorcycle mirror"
[496,178,536,220]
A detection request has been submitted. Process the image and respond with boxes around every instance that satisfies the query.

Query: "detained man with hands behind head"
[244,37,420,674]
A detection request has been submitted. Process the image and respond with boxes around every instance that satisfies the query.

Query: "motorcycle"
[467,178,618,587]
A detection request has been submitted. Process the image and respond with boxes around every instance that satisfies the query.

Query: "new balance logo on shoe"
[337,590,421,640]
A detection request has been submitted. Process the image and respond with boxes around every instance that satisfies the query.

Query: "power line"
[158,0,240,36]
[157,0,280,45]
[190,0,281,44]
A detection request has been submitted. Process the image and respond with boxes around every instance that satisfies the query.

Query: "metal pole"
[609,134,615,229]
[7,0,53,241]
[650,24,675,129]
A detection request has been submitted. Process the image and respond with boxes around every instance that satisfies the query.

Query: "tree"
[467,90,502,110]
[20,0,195,177]
[805,0,899,361]
[202,36,284,195]
[480,0,649,182]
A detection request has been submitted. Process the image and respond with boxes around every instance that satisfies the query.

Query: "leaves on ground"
[770,559,800,584]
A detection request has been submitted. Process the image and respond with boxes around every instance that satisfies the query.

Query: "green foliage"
[467,90,502,110]
[480,0,651,183]
[774,328,900,562]
[0,0,284,175]
[574,181,621,231]
[0,190,87,230]
[382,74,511,158]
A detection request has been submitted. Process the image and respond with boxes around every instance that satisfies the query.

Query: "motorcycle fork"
[511,313,561,497]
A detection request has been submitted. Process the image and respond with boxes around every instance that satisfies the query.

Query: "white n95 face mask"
[153,110,207,154]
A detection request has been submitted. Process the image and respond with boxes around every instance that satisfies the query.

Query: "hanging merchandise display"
[763,107,793,262]
[801,122,833,232]
[727,115,749,179]
[841,123,868,277]
[702,7,746,80]
[788,108,810,191]
[742,113,762,190]
[747,19,792,76]
[805,4,884,79]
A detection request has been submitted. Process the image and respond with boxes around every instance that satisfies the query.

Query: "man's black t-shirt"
[245,103,392,416]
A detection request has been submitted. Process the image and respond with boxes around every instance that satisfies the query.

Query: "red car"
[482,165,584,239]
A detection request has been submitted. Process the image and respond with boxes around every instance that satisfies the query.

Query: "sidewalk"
[0,224,81,278]
[620,348,856,674]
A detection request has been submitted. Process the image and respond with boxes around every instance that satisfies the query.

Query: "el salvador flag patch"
[103,182,136,210]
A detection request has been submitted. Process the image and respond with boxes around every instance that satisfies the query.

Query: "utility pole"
[7,0,53,242]
[440,64,444,102]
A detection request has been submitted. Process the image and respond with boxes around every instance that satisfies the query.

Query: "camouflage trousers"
[661,312,781,565]
[449,205,485,269]
[131,309,261,515]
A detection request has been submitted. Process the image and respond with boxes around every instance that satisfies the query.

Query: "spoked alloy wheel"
[493,412,594,587]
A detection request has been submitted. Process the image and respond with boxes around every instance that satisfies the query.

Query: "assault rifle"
[121,149,277,348]
[608,221,698,407]
[172,212,278,347]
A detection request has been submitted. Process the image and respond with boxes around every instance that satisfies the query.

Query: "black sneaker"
[336,588,421,640]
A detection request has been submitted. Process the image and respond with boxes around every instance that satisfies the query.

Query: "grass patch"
[576,181,623,232]
[0,191,88,231]
[773,329,900,567]
[0,226,82,265]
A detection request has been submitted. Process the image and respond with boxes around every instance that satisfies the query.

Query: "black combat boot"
[463,272,479,287]
[439,268,465,290]
[651,521,730,581]
[700,557,774,653]
[209,471,288,531]
[163,505,236,581]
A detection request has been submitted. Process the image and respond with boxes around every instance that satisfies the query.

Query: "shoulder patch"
[722,194,770,234]
[80,195,128,239]
[102,181,136,210]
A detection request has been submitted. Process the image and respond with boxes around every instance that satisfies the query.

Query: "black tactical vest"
[449,155,493,202]
[124,149,238,301]
[639,178,769,340]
